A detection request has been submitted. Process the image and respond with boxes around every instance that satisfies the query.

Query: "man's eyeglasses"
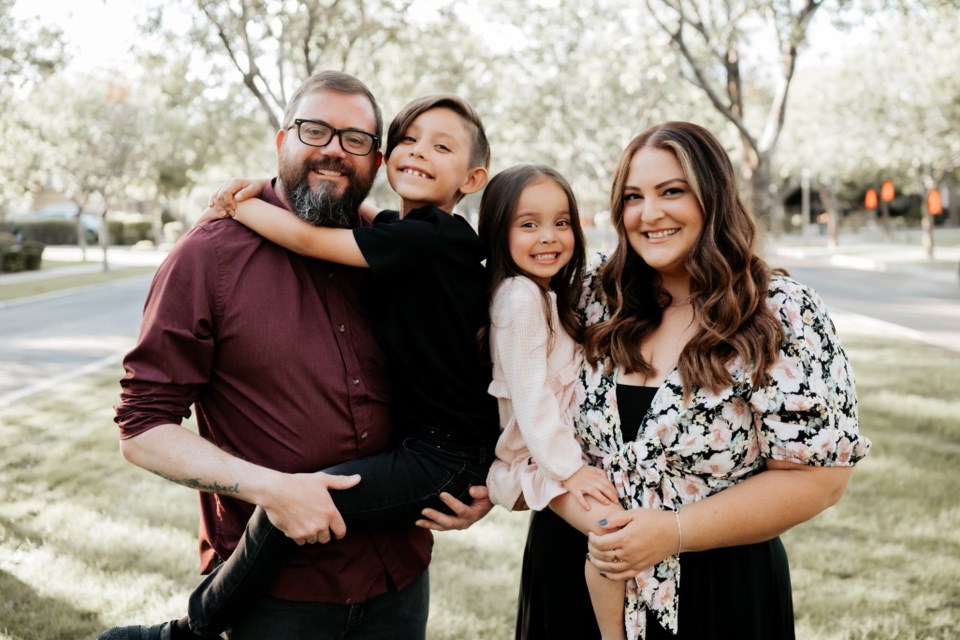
[289,119,379,156]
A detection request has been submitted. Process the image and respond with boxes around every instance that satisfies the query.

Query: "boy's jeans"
[188,432,494,636]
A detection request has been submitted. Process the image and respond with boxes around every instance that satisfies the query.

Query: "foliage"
[639,0,859,232]
[0,0,65,213]
[776,3,960,238]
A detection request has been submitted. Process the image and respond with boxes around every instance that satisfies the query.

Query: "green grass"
[0,264,157,301]
[0,325,958,639]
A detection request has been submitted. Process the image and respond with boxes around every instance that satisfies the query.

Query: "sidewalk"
[766,227,960,284]
[0,245,170,285]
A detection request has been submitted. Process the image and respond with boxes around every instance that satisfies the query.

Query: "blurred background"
[2,0,958,255]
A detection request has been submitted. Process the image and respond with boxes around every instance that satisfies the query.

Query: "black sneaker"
[97,621,173,640]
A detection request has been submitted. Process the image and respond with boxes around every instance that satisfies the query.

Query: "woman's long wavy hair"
[477,165,587,351]
[583,122,785,393]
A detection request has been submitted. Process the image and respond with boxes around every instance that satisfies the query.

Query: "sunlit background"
[3,0,957,251]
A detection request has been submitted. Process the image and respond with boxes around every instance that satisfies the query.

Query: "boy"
[102,94,500,640]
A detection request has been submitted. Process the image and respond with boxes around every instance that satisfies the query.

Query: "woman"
[516,121,871,639]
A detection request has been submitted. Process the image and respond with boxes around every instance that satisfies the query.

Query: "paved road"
[771,256,960,355]
[0,274,152,405]
[1,244,957,406]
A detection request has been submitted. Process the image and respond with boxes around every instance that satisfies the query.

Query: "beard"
[279,156,376,228]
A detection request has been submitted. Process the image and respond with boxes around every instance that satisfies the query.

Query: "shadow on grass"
[0,568,104,640]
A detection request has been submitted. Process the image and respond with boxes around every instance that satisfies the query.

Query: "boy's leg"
[550,494,627,640]
[187,506,290,635]
[188,437,490,636]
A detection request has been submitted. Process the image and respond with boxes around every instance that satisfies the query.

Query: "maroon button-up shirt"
[115,181,432,602]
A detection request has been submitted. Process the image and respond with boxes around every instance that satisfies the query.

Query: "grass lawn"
[1,320,958,639]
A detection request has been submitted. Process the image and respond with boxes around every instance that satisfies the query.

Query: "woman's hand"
[562,465,619,510]
[586,508,678,580]
[207,178,271,217]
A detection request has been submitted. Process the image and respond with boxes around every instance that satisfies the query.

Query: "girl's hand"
[207,178,270,217]
[562,465,619,510]
[586,508,678,579]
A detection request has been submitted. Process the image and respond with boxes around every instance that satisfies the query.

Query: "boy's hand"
[358,200,382,224]
[207,178,270,217]
[562,465,619,511]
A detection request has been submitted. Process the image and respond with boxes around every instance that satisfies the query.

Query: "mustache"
[306,158,354,177]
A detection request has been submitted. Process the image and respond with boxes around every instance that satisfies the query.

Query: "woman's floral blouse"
[573,256,871,640]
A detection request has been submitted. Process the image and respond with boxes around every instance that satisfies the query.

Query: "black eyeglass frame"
[289,118,380,156]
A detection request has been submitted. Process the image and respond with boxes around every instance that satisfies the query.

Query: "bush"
[14,219,80,244]
[21,240,45,270]
[122,220,153,245]
[0,232,25,273]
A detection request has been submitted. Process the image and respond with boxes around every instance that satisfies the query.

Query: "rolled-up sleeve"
[115,227,218,438]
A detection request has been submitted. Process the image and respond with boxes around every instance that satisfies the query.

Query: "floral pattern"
[573,255,871,639]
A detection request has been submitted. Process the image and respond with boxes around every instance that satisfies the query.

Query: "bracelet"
[674,509,683,556]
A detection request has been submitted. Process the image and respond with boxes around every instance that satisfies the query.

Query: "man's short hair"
[385,94,490,170]
[281,71,383,142]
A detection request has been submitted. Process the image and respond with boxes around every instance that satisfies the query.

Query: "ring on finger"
[613,549,620,563]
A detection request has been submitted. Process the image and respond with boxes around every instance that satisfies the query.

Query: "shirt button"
[327,272,334,279]
[360,431,368,440]
[352,377,360,386]
[338,323,346,332]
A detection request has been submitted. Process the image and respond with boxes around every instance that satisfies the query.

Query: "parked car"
[33,207,102,243]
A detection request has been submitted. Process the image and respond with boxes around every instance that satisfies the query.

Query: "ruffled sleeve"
[750,276,871,466]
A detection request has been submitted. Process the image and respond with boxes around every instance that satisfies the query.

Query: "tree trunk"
[745,156,783,237]
[99,208,109,272]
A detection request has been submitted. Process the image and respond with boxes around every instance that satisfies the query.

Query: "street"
[771,257,960,355]
[0,274,152,405]
[1,253,957,406]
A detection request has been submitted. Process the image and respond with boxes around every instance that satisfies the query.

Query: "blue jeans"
[188,430,494,636]
[225,570,430,640]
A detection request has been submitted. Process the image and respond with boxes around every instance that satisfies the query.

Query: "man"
[107,71,481,640]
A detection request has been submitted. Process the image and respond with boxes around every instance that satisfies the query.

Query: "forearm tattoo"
[155,471,240,495]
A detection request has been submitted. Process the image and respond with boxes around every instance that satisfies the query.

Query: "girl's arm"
[587,460,851,578]
[232,198,368,267]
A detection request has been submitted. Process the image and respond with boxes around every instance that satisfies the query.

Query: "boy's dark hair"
[281,71,383,141]
[477,164,586,346]
[385,94,491,170]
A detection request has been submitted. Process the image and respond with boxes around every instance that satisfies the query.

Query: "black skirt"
[516,508,796,640]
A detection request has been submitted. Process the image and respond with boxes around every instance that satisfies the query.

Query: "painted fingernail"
[598,519,608,526]
[585,553,591,561]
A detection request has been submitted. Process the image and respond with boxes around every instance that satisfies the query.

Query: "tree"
[778,3,960,252]
[0,0,64,215]
[642,0,852,234]
[146,0,429,131]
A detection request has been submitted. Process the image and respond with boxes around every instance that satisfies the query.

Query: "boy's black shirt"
[353,205,499,446]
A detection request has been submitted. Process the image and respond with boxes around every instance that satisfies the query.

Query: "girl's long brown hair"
[477,165,587,350]
[583,122,784,392]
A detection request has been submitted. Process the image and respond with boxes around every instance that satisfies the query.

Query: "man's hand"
[261,471,361,545]
[415,485,493,531]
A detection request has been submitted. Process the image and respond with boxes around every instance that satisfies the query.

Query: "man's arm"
[120,423,361,545]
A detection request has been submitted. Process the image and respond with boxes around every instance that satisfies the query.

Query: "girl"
[478,165,629,640]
